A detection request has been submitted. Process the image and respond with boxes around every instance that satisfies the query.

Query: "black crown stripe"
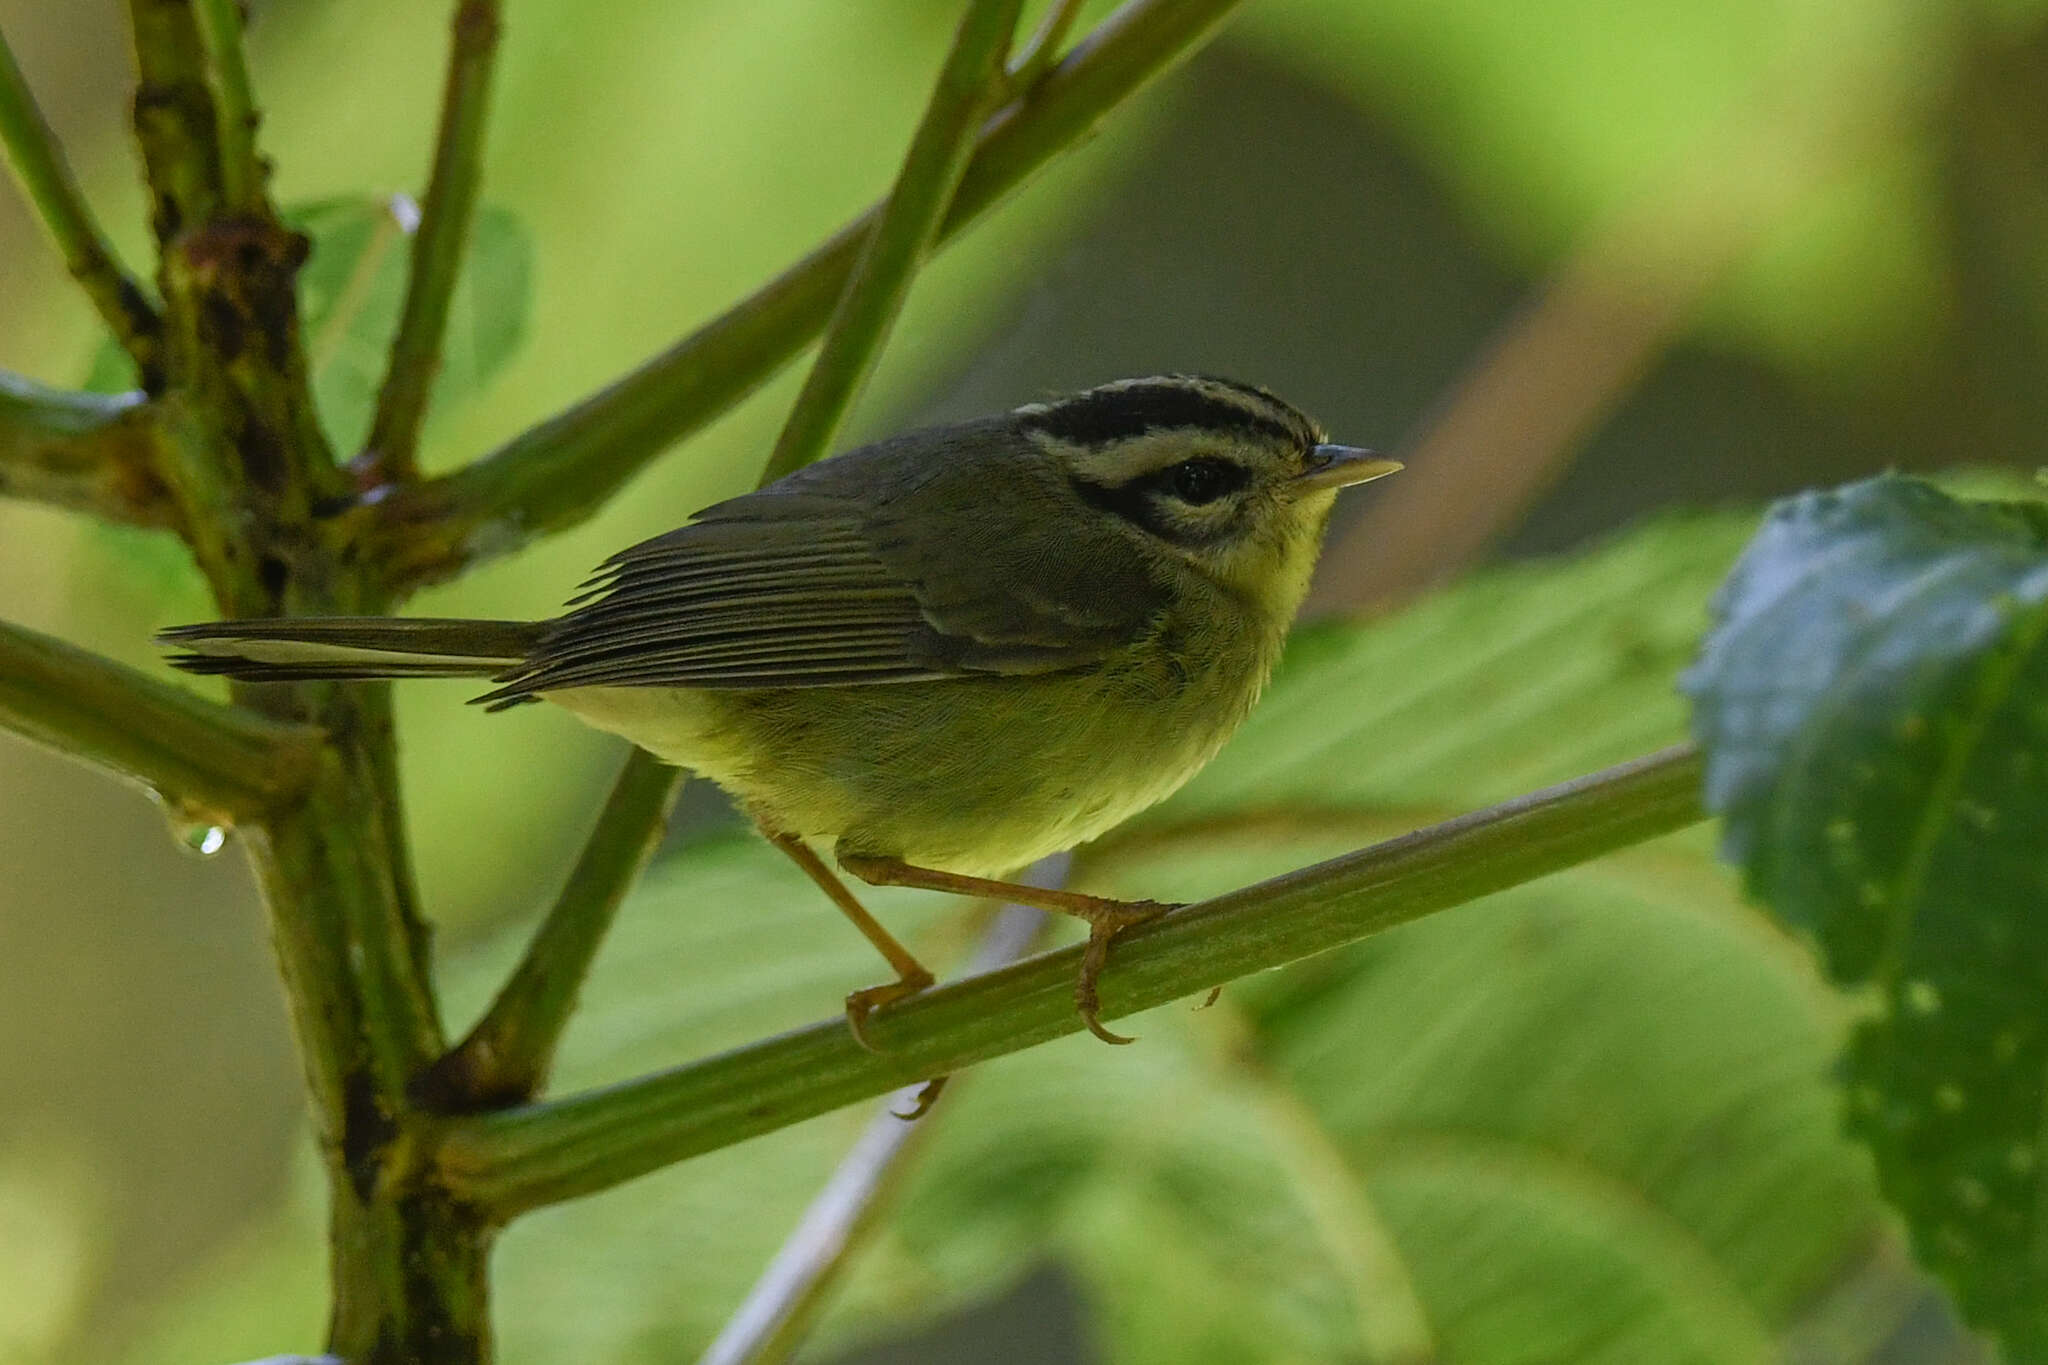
[1021,380,1310,449]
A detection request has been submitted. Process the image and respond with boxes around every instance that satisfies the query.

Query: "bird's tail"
[158,617,546,683]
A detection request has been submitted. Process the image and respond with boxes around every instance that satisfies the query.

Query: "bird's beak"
[1295,444,1403,492]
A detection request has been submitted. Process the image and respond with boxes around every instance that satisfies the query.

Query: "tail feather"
[158,617,545,683]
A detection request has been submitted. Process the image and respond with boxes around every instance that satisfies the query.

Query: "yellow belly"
[547,630,1273,876]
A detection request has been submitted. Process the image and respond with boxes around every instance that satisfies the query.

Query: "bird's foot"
[892,1076,949,1120]
[844,966,936,1053]
[1073,899,1176,1045]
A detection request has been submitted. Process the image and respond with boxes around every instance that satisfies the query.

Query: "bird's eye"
[1160,458,1245,505]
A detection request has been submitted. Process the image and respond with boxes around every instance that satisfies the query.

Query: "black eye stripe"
[1067,459,1249,546]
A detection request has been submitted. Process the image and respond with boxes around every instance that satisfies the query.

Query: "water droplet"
[2008,1144,2036,1175]
[1954,1176,1990,1211]
[387,191,422,233]
[1935,1083,1966,1112]
[1905,980,1942,1015]
[153,794,232,859]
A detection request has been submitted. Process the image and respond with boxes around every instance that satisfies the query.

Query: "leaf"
[1682,474,2048,1356]
[65,197,536,642]
[118,513,1968,1364]
[293,195,534,454]
[1154,510,1757,818]
[76,197,534,455]
[479,511,1918,1364]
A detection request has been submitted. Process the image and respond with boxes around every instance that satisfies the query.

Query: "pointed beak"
[1294,444,1403,492]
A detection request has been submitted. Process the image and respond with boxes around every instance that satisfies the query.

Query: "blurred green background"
[4,0,2047,1361]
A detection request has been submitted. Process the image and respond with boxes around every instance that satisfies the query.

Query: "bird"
[159,374,1400,1046]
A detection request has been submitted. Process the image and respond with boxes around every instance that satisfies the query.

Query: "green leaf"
[1682,474,2048,1355]
[479,511,1910,1363]
[119,512,1962,1365]
[75,196,535,455]
[293,195,534,454]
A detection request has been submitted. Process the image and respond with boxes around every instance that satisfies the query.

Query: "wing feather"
[480,428,1173,704]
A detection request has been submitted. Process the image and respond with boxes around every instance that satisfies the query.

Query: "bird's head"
[1015,375,1399,618]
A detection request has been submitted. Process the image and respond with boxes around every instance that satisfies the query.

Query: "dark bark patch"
[341,1068,398,1203]
[237,412,290,494]
[258,552,291,600]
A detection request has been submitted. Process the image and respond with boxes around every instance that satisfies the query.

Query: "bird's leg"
[837,854,1176,1046]
[766,832,935,1051]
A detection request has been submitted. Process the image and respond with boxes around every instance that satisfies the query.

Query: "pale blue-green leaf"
[294,196,533,454]
[1683,473,2048,1356]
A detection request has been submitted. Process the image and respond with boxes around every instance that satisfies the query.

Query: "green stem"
[433,745,1706,1218]
[419,748,683,1109]
[0,615,320,822]
[127,0,225,248]
[1005,0,1087,95]
[0,372,181,529]
[760,0,1022,483]
[0,28,164,385]
[130,8,458,1350]
[418,0,1021,1117]
[190,0,262,210]
[419,0,1021,1113]
[363,0,503,481]
[378,0,1245,591]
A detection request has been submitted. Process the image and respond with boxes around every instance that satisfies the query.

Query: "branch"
[432,745,1705,1218]
[190,0,264,211]
[376,0,1246,590]
[0,615,321,822]
[420,0,1027,1111]
[760,0,1022,482]
[363,0,503,482]
[0,27,163,384]
[1003,0,1086,96]
[418,748,683,1108]
[127,0,225,248]
[423,0,1020,1107]
[0,372,180,529]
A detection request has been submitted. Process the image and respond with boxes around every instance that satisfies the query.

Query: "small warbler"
[161,375,1399,1045]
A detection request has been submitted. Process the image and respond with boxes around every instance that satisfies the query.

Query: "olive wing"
[481,459,1166,701]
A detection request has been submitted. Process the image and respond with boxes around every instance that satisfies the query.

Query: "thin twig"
[190,0,262,210]
[418,747,683,1108]
[126,0,225,246]
[0,28,163,384]
[0,615,322,822]
[761,0,1022,483]
[422,0,1027,1112]
[376,0,1246,592]
[699,897,1050,1365]
[1004,0,1086,95]
[0,372,180,529]
[363,0,503,482]
[762,0,1024,475]
[432,745,1706,1218]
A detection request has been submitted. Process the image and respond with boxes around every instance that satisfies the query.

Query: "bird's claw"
[1073,900,1177,1045]
[892,1075,948,1120]
[843,968,935,1053]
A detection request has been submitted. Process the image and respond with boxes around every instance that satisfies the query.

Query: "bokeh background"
[2,0,2045,1361]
